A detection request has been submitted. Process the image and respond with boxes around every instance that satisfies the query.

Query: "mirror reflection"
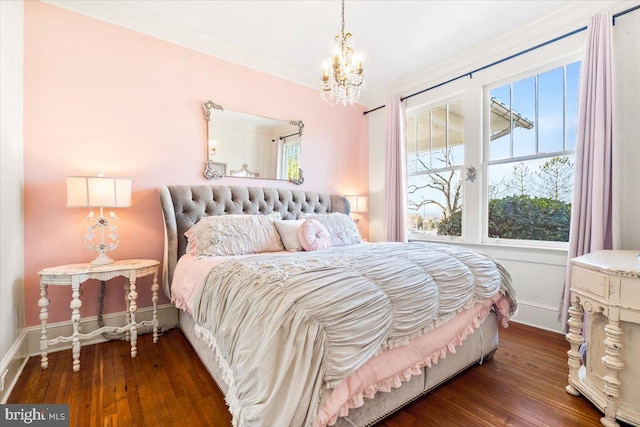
[203,101,303,183]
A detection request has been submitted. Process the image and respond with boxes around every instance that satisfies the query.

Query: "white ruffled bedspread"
[190,242,517,427]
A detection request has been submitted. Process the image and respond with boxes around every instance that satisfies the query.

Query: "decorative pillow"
[185,213,284,257]
[274,219,305,251]
[299,212,362,247]
[297,220,331,251]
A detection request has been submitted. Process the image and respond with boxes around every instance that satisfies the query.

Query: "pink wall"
[23,2,368,326]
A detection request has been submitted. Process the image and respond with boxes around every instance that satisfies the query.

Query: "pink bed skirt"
[316,294,511,426]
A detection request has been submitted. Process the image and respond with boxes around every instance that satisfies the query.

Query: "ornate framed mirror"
[203,101,304,184]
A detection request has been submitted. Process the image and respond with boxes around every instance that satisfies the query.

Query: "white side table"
[38,259,160,372]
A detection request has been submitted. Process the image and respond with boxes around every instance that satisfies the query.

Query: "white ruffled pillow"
[185,213,284,257]
[274,219,305,251]
[299,212,362,247]
[297,220,331,251]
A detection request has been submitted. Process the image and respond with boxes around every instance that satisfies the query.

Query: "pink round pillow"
[297,219,331,251]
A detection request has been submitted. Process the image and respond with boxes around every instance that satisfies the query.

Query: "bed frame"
[159,184,499,426]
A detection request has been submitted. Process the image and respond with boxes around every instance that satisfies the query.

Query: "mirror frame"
[202,101,304,184]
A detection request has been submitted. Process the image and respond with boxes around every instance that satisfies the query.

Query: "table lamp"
[345,194,368,224]
[66,175,132,265]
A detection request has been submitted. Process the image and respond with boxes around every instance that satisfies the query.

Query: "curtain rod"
[278,132,300,140]
[362,4,640,116]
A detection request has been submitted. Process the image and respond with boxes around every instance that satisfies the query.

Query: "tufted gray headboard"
[158,185,350,297]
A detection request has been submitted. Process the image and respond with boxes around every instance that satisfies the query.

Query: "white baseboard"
[0,304,179,403]
[26,303,179,356]
[512,299,563,333]
[0,329,30,404]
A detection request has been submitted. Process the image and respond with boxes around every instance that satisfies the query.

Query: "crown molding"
[42,0,321,92]
[40,0,634,111]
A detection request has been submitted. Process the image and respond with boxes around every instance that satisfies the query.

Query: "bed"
[158,184,517,427]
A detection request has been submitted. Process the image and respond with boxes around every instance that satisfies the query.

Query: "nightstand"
[566,250,640,427]
[38,259,160,372]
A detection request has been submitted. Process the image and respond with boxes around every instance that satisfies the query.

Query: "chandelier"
[321,0,365,106]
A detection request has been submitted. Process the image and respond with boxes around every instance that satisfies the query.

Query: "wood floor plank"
[120,353,141,426]
[130,343,162,426]
[138,337,180,425]
[41,348,65,403]
[78,344,97,427]
[8,323,629,426]
[90,343,104,427]
[66,353,84,427]
[101,346,117,420]
[19,350,54,403]
[112,349,131,426]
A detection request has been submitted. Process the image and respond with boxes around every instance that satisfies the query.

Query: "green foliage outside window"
[436,196,571,241]
[436,210,462,236]
[287,157,300,180]
[488,196,571,241]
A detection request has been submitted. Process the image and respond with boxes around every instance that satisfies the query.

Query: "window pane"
[487,155,574,242]
[284,142,300,180]
[489,85,511,160]
[415,111,431,171]
[448,100,464,166]
[406,115,418,173]
[408,170,462,237]
[538,67,564,153]
[566,61,580,150]
[512,76,536,157]
[407,98,464,238]
[431,106,447,168]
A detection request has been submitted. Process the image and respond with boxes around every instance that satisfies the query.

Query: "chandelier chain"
[341,0,345,35]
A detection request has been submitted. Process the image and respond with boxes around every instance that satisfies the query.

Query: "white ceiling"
[47,0,624,106]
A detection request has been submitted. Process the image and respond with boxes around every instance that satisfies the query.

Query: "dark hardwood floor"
[9,322,612,426]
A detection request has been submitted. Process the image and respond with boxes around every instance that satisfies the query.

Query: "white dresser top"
[572,250,640,277]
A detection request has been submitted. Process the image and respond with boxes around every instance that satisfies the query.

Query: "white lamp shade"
[66,176,132,208]
[358,196,368,213]
[346,195,368,213]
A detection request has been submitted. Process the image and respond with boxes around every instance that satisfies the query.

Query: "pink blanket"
[316,294,511,426]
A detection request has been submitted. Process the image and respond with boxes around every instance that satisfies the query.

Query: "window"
[277,136,301,181]
[407,99,464,237]
[403,55,581,248]
[485,61,580,242]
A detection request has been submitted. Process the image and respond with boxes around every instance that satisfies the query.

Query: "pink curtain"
[385,96,408,242]
[560,12,616,332]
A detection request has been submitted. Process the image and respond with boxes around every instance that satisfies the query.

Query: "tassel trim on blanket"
[316,296,511,427]
[194,324,243,427]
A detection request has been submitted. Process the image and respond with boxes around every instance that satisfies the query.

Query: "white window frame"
[406,94,465,242]
[481,55,581,249]
[405,51,582,250]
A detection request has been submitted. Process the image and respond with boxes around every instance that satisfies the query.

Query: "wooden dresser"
[566,250,640,427]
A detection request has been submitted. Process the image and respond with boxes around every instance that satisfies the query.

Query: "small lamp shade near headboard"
[345,195,368,213]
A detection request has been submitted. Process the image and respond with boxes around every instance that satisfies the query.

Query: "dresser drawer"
[571,266,608,298]
[621,277,640,311]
